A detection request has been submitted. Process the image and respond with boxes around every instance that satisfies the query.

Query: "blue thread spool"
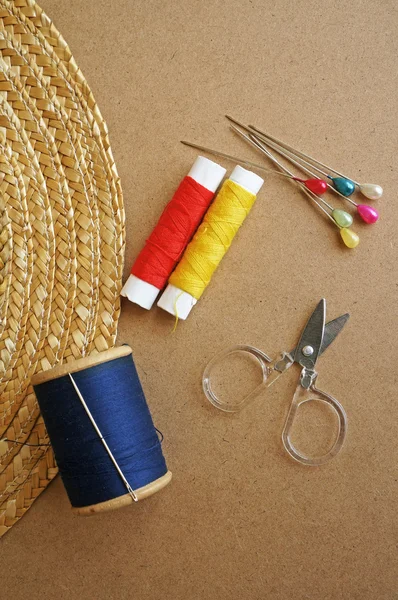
[31,346,172,515]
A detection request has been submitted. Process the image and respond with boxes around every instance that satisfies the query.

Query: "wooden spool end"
[31,346,133,385]
[72,471,173,516]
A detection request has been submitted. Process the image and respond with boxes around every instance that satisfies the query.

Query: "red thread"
[131,176,215,289]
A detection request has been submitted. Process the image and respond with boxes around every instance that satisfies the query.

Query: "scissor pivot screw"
[302,345,314,357]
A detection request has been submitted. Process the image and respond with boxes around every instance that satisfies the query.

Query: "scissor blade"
[292,299,326,369]
[319,313,350,355]
[289,313,349,358]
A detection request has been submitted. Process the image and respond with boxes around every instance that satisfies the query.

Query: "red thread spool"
[121,157,226,309]
[132,177,214,289]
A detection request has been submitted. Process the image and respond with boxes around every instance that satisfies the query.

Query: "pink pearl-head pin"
[357,204,379,224]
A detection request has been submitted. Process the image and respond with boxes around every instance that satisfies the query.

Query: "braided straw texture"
[0,0,125,537]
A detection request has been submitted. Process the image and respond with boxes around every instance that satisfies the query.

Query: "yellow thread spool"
[158,166,264,319]
[170,180,255,298]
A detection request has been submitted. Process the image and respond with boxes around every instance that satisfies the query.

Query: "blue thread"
[33,354,168,508]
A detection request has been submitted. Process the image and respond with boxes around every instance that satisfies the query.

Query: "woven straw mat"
[0,0,125,537]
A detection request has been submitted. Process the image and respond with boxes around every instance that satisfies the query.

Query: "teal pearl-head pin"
[329,176,356,197]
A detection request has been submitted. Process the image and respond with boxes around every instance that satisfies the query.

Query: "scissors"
[203,299,349,466]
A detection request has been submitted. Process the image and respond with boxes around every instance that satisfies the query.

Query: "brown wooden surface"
[2,1,397,598]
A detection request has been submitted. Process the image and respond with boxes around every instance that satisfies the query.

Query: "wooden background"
[2,1,397,598]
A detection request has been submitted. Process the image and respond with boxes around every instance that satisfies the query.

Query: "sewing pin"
[246,121,383,200]
[227,119,353,226]
[225,116,379,224]
[180,141,328,194]
[230,124,359,248]
[248,131,379,224]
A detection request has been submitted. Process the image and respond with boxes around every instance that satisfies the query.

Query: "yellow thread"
[169,180,256,300]
[171,291,184,333]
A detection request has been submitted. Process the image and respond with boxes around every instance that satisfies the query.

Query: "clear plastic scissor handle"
[282,370,348,466]
[203,347,347,465]
[202,344,286,413]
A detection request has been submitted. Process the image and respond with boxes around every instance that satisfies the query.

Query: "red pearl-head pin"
[293,177,328,195]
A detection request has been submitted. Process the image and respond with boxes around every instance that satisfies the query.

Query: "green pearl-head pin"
[332,209,353,228]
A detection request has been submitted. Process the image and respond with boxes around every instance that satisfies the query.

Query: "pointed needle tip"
[225,115,248,129]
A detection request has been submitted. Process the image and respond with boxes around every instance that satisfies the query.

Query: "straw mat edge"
[0,0,125,536]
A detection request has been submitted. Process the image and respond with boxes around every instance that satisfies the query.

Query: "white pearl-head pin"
[359,183,383,200]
